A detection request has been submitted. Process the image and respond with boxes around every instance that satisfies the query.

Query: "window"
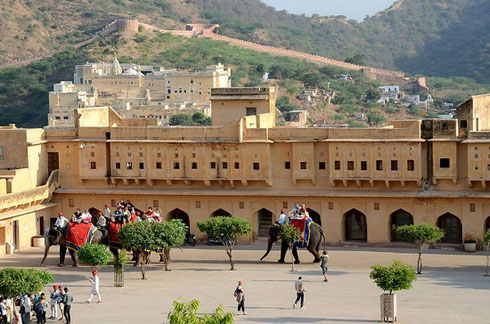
[470,203,476,212]
[127,162,133,170]
[210,162,216,169]
[460,120,467,128]
[475,154,479,159]
[192,162,198,170]
[246,107,257,116]
[319,162,326,170]
[328,202,334,210]
[111,199,116,207]
[222,162,228,169]
[195,201,201,208]
[68,199,74,207]
[66,163,71,171]
[63,116,69,120]
[374,202,380,210]
[285,161,291,169]
[360,161,367,171]
[115,162,121,169]
[90,152,95,157]
[347,161,354,171]
[487,164,490,171]
[300,162,307,170]
[390,160,398,171]
[90,162,96,169]
[253,162,260,170]
[116,152,120,158]
[407,160,415,171]
[157,153,161,158]
[376,160,383,171]
[128,152,132,157]
[234,162,240,169]
[139,162,144,169]
[173,162,180,169]
[0,147,3,160]
[283,202,288,209]
[156,162,162,169]
[334,161,341,170]
[239,202,245,209]
[439,158,450,168]
[139,152,143,157]
[153,200,159,208]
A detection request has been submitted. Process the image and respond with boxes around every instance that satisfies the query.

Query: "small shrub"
[370,260,417,294]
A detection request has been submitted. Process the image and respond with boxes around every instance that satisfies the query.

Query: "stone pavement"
[2,243,489,324]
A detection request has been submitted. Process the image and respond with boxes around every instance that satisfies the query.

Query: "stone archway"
[390,209,414,241]
[167,208,190,233]
[437,213,462,244]
[256,208,274,237]
[210,208,232,217]
[485,217,490,232]
[306,208,321,226]
[344,209,367,242]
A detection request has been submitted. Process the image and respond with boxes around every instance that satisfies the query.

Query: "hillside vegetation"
[1,29,489,128]
[0,0,488,82]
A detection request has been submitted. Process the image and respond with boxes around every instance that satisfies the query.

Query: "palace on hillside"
[48,56,231,128]
[1,87,490,255]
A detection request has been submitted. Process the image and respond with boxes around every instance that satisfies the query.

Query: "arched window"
[307,208,322,226]
[390,209,414,241]
[437,213,462,244]
[167,209,190,233]
[210,208,232,217]
[257,208,274,237]
[344,209,367,242]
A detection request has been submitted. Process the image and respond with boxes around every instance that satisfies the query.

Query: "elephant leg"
[111,247,119,259]
[278,240,288,263]
[69,249,79,267]
[58,245,67,267]
[308,241,321,263]
[292,246,300,264]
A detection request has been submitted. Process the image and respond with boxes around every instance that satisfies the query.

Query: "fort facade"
[2,90,490,255]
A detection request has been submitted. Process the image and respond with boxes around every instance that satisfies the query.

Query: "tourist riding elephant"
[40,225,116,267]
[260,222,325,264]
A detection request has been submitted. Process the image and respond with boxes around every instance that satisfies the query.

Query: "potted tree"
[113,251,129,287]
[279,224,302,272]
[483,228,490,276]
[370,260,417,323]
[463,233,477,252]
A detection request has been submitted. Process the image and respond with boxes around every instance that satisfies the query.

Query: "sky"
[261,0,397,21]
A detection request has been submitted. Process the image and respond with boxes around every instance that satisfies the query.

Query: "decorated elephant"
[260,222,325,264]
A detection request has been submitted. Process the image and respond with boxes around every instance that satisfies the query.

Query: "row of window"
[333,160,415,172]
[109,162,261,171]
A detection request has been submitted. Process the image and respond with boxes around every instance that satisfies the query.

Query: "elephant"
[40,225,110,267]
[260,222,325,264]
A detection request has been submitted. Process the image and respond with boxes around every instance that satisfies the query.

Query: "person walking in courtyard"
[0,297,7,324]
[20,294,32,324]
[293,276,306,309]
[57,286,65,322]
[49,285,59,319]
[62,288,72,324]
[234,281,246,315]
[321,250,329,282]
[87,270,101,304]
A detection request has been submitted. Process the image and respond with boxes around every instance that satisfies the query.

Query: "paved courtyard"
[2,242,490,324]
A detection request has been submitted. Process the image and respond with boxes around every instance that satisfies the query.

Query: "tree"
[78,244,113,270]
[366,89,381,102]
[118,221,155,279]
[396,224,444,274]
[113,250,129,287]
[344,54,365,66]
[279,224,302,271]
[167,299,234,324]
[152,220,187,271]
[192,112,211,126]
[370,260,417,294]
[484,228,490,276]
[367,111,385,126]
[197,216,252,270]
[0,268,54,298]
[170,114,193,126]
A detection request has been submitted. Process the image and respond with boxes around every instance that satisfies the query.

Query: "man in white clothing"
[49,285,59,319]
[277,209,287,225]
[21,294,32,324]
[54,212,69,229]
[87,270,101,303]
[293,276,306,309]
[81,210,92,224]
[104,204,111,219]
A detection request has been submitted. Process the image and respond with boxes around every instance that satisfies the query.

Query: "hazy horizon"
[261,0,397,21]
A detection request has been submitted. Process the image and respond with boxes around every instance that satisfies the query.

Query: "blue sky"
[261,0,397,21]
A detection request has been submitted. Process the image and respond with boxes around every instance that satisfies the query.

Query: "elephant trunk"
[40,238,51,266]
[260,236,274,261]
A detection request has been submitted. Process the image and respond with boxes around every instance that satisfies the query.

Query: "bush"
[370,260,417,294]
[280,224,302,271]
[0,268,53,298]
[78,244,113,270]
[167,299,234,324]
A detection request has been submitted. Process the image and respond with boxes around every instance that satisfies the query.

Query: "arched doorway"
[257,208,273,237]
[211,208,232,217]
[390,209,414,241]
[167,209,190,232]
[485,217,490,232]
[437,213,462,244]
[344,209,367,242]
[307,208,322,226]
